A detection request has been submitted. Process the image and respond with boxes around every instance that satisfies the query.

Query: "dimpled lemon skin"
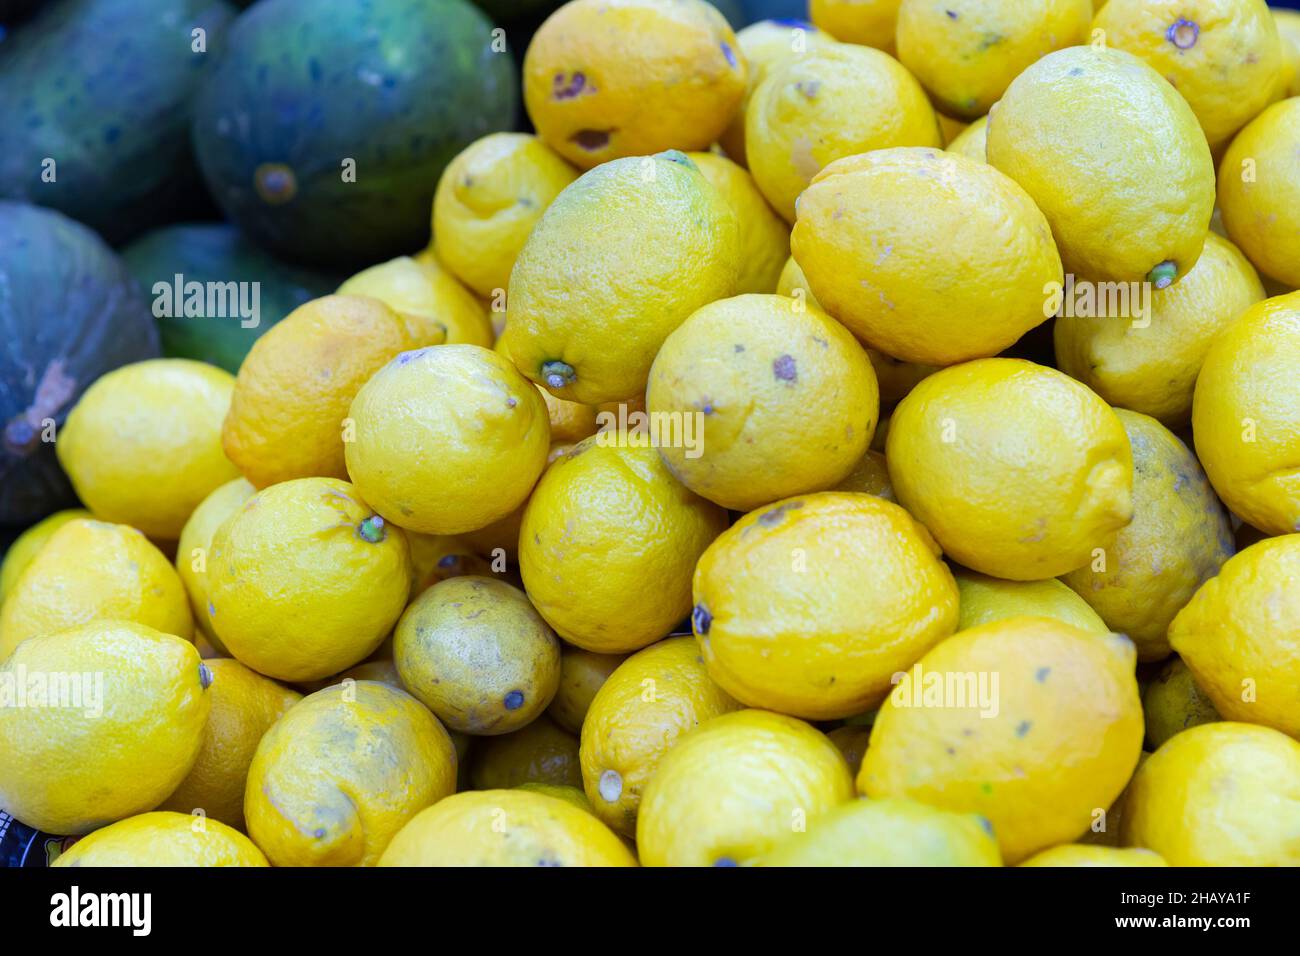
[1054,232,1265,428]
[746,44,941,223]
[379,789,636,867]
[0,518,192,661]
[647,294,878,511]
[1019,845,1167,867]
[792,149,1062,365]
[57,359,239,540]
[955,570,1108,634]
[693,493,959,720]
[0,621,210,835]
[519,434,728,653]
[345,345,550,535]
[0,508,89,604]
[1219,98,1300,287]
[687,153,789,295]
[1143,655,1220,750]
[1192,292,1300,534]
[987,46,1214,285]
[54,812,268,867]
[522,0,746,170]
[207,478,411,682]
[176,477,255,649]
[338,256,492,347]
[1095,0,1285,151]
[860,617,1144,864]
[637,709,854,866]
[501,153,740,405]
[887,359,1133,580]
[580,636,741,837]
[811,0,903,51]
[548,646,626,734]
[760,797,1002,866]
[395,576,560,735]
[1170,535,1300,738]
[1122,722,1300,865]
[245,681,457,867]
[433,133,578,298]
[1062,410,1233,661]
[898,0,1091,118]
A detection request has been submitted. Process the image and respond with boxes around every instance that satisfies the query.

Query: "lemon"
[522,0,746,169]
[345,344,550,536]
[337,255,493,347]
[547,646,626,734]
[792,148,1062,365]
[693,493,958,719]
[207,477,410,682]
[1054,232,1265,428]
[395,576,560,735]
[1169,534,1300,738]
[500,151,740,405]
[954,570,1108,634]
[245,681,456,866]
[579,635,741,836]
[222,294,436,489]
[1277,9,1300,95]
[1143,656,1220,750]
[986,45,1214,285]
[514,782,596,815]
[379,789,637,866]
[469,714,582,790]
[53,812,268,867]
[686,152,789,295]
[810,0,903,52]
[158,658,301,831]
[296,657,405,696]
[898,0,1091,117]
[637,709,853,866]
[825,725,873,777]
[776,253,821,305]
[1121,722,1300,865]
[175,477,255,649]
[1191,291,1300,534]
[946,114,988,162]
[832,449,895,501]
[519,434,727,653]
[760,797,1002,866]
[1080,750,1149,847]
[57,359,239,540]
[538,385,599,443]
[887,359,1133,580]
[405,533,496,596]
[0,518,192,661]
[0,508,89,604]
[860,617,1144,863]
[1019,845,1166,867]
[647,294,878,510]
[936,111,968,145]
[0,621,210,834]
[746,44,941,222]
[1218,98,1300,287]
[1095,0,1285,150]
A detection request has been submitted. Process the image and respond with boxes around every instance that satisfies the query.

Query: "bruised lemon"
[207,478,410,682]
[647,294,878,510]
[338,255,492,347]
[0,508,89,604]
[501,152,740,405]
[245,681,457,866]
[693,493,958,719]
[687,152,789,294]
[792,148,1062,365]
[954,570,1108,634]
[887,359,1133,580]
[175,477,255,649]
[469,715,582,790]
[53,812,268,867]
[548,646,626,734]
[946,114,988,162]
[1218,98,1300,287]
[810,0,903,51]
[1142,655,1220,750]
[1019,845,1166,867]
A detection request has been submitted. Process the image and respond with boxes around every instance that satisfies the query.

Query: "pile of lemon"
[2,0,1300,869]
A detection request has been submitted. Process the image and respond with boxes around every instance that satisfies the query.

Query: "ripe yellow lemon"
[832,448,895,500]
[810,0,902,52]
[175,477,255,649]
[53,812,268,867]
[1019,845,1166,867]
[945,114,988,162]
[338,254,492,347]
[514,782,596,815]
[1277,9,1300,95]
[469,714,582,790]
[405,532,496,596]
[954,570,1108,634]
[547,646,626,734]
[1142,656,1220,750]
[687,152,789,294]
[0,508,89,604]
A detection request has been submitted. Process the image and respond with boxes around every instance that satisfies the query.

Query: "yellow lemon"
[158,658,301,831]
[898,0,1091,117]
[539,385,599,444]
[1218,98,1300,286]
[175,477,255,648]
[887,359,1133,580]
[686,152,789,294]
[57,359,239,540]
[825,725,873,777]
[832,449,895,500]
[501,151,740,405]
[1277,8,1300,95]
[1191,292,1300,534]
[207,477,410,682]
[0,508,89,604]
[338,255,493,347]
[647,294,878,510]
[936,111,968,145]
[469,714,582,790]
[222,294,436,489]
[1121,722,1300,865]
[986,45,1214,285]
[53,812,268,867]
[405,533,496,596]
[514,782,596,815]
[378,789,637,866]
[693,493,959,719]
[1019,844,1166,867]
[0,621,210,834]
[345,344,550,535]
[637,709,854,866]
[810,0,903,52]
[547,646,626,734]
[1060,410,1232,660]
[760,797,1002,866]
[776,253,821,304]
[0,518,192,661]
[745,44,941,222]
[1054,232,1265,428]
[580,635,741,836]
[1094,0,1285,150]
[792,148,1062,365]
[860,617,1144,863]
[945,114,988,162]
[522,0,747,169]
[244,681,456,866]
[519,434,728,653]
[1143,656,1220,750]
[1170,534,1300,738]
[954,570,1108,634]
